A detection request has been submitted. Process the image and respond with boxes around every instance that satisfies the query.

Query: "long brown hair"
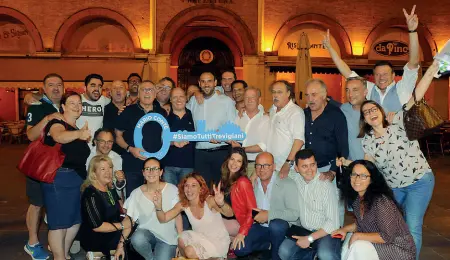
[178,172,210,208]
[358,100,390,138]
[220,147,248,193]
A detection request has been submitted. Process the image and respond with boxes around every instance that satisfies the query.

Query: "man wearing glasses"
[85,128,126,194]
[115,80,167,196]
[234,152,299,260]
[156,77,176,114]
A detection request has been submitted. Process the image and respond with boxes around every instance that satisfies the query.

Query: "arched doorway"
[177,37,234,90]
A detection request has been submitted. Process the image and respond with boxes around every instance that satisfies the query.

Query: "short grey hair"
[305,78,327,94]
[346,76,367,89]
[245,87,261,97]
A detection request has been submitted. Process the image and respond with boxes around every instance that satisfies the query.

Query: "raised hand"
[79,121,91,141]
[322,29,332,50]
[152,189,163,210]
[403,5,418,31]
[212,182,225,207]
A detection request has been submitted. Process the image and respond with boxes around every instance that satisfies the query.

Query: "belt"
[200,145,230,152]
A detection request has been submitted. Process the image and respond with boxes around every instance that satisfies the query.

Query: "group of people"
[21,5,440,260]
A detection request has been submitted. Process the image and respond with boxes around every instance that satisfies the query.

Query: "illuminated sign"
[373,41,409,57]
[286,42,326,50]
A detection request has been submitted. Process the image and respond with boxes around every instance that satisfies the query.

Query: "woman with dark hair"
[332,160,415,260]
[337,61,439,257]
[41,91,91,260]
[154,173,234,259]
[124,157,182,260]
[219,147,257,253]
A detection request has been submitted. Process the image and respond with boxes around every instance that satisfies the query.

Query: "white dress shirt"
[187,93,236,149]
[267,100,305,170]
[85,147,123,173]
[288,170,340,234]
[235,108,270,161]
[349,64,419,105]
[254,174,276,227]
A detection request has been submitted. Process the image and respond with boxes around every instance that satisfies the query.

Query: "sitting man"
[86,128,126,197]
[234,152,300,260]
[279,149,341,260]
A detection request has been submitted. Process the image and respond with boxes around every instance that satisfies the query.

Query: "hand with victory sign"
[404,5,418,31]
[212,182,225,207]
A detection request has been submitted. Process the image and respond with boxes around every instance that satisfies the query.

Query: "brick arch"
[159,5,256,55]
[363,18,436,61]
[170,29,243,67]
[272,13,352,58]
[0,7,43,51]
[53,7,141,52]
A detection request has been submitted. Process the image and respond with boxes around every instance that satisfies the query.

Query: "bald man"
[234,152,299,260]
[103,80,127,154]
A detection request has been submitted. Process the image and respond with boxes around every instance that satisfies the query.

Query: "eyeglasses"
[140,88,155,93]
[159,86,172,91]
[255,164,273,169]
[96,139,114,145]
[143,167,161,172]
[350,173,370,180]
[362,107,379,116]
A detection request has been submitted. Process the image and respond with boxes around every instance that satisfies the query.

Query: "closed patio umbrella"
[295,32,312,108]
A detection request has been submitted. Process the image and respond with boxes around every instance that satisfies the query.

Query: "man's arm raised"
[323,29,352,78]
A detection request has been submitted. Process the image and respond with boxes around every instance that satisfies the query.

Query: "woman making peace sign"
[154,173,234,259]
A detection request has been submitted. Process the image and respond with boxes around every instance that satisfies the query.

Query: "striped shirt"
[288,170,340,233]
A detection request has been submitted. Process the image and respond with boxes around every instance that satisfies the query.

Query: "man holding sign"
[115,80,167,197]
[187,72,237,187]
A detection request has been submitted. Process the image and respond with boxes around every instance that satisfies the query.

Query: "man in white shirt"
[233,87,270,179]
[279,149,341,260]
[266,80,305,179]
[77,74,111,148]
[323,6,420,113]
[187,72,236,187]
[234,152,299,260]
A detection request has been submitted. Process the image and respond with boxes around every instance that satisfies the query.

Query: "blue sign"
[133,113,246,159]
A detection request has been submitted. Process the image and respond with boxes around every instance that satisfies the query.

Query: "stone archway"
[0,7,43,52]
[159,5,256,56]
[272,13,352,58]
[363,18,437,61]
[53,8,142,52]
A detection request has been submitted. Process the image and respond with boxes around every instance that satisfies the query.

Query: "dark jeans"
[278,227,341,260]
[125,171,144,198]
[234,219,289,260]
[194,148,229,187]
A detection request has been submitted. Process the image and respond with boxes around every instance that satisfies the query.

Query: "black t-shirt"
[103,102,125,155]
[26,97,59,127]
[44,119,90,179]
[80,185,121,252]
[115,102,166,172]
[165,109,195,168]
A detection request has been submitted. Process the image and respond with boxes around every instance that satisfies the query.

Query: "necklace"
[106,190,115,206]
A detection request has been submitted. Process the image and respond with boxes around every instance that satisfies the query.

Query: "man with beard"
[103,80,127,154]
[231,80,247,111]
[323,6,420,114]
[220,70,236,99]
[77,74,111,148]
[187,72,236,187]
[115,80,167,197]
[126,73,141,106]
[24,73,65,260]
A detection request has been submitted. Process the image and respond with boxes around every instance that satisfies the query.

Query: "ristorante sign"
[373,41,409,57]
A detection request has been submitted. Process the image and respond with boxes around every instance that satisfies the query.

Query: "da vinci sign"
[373,41,409,57]
[278,28,341,58]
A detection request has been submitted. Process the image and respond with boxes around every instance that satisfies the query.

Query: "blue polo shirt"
[164,109,195,168]
[115,102,166,172]
[340,102,365,161]
[304,103,349,172]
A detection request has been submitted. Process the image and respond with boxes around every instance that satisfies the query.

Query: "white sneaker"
[69,240,80,254]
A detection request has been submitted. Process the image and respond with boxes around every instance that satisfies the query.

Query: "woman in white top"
[154,173,234,259]
[124,157,182,260]
[337,61,439,258]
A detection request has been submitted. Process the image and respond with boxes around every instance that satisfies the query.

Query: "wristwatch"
[286,159,294,167]
[126,145,131,153]
[408,29,417,33]
[307,235,315,243]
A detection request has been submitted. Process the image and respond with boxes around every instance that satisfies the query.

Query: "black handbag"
[110,216,139,260]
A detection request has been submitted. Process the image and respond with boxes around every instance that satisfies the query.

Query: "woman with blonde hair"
[79,155,131,260]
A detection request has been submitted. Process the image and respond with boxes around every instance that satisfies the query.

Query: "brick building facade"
[0,0,449,120]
